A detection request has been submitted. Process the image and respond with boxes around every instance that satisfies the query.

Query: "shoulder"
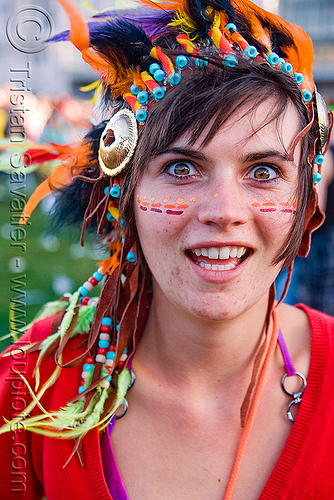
[296,303,334,335]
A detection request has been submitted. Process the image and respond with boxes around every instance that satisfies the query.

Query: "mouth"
[187,245,251,271]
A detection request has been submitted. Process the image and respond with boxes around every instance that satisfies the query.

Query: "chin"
[178,293,253,323]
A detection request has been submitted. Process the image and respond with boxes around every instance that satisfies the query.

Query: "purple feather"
[92,7,174,38]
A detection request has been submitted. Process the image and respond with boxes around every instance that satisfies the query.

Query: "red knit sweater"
[0,305,333,500]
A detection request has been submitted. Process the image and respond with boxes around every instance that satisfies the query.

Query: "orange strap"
[223,306,280,499]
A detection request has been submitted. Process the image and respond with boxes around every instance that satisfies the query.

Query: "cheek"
[135,192,197,216]
[249,194,297,214]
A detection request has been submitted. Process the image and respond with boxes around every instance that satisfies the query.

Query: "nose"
[197,178,249,229]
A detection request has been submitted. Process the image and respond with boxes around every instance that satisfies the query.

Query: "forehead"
[178,98,302,161]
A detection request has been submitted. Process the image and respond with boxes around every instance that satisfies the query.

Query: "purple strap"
[277,327,296,376]
[101,417,129,500]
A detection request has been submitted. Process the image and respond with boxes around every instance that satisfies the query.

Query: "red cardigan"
[0,305,333,500]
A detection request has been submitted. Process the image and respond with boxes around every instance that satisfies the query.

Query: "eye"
[248,165,279,181]
[166,161,198,178]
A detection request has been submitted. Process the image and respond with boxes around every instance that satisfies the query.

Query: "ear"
[298,188,325,257]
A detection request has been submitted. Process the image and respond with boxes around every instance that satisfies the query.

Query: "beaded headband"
[41,0,330,207]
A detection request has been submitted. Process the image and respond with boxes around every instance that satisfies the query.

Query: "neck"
[134,289,273,395]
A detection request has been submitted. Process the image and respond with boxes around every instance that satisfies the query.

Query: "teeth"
[237,247,245,258]
[208,247,219,259]
[191,246,247,260]
[219,247,229,260]
[195,261,237,271]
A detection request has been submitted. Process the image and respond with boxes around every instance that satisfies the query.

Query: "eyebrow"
[243,150,294,163]
[157,147,207,162]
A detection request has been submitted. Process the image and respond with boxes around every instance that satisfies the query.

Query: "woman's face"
[134,99,302,321]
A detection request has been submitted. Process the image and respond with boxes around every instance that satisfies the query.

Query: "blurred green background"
[0,172,107,352]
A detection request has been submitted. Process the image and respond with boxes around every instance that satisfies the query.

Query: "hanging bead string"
[78,316,129,395]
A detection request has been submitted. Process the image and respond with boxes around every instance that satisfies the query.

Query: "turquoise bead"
[93,271,103,281]
[169,73,181,85]
[281,62,293,74]
[302,90,312,103]
[226,23,237,33]
[195,58,208,67]
[137,91,148,104]
[315,154,324,165]
[130,83,141,95]
[83,363,93,371]
[119,219,125,228]
[78,386,86,394]
[102,317,112,326]
[225,55,238,67]
[153,87,165,100]
[107,351,116,360]
[175,55,188,68]
[293,72,304,85]
[78,286,89,296]
[149,63,160,75]
[314,172,322,184]
[110,185,121,197]
[127,251,136,262]
[267,53,279,66]
[107,212,115,222]
[99,340,110,349]
[244,46,258,58]
[136,109,147,122]
[154,69,165,82]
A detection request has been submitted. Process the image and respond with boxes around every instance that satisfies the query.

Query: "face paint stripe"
[260,208,276,212]
[151,208,162,213]
[166,210,184,215]
[140,205,148,211]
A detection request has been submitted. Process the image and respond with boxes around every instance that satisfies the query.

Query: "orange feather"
[233,0,314,91]
[19,142,91,225]
[55,0,90,51]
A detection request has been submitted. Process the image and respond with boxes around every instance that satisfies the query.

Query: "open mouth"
[187,246,251,271]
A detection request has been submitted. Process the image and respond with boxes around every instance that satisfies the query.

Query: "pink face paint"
[248,194,298,214]
[136,194,195,216]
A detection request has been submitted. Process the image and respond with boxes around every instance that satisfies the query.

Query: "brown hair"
[121,61,315,270]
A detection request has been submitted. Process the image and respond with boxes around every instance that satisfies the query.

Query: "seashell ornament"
[98,109,138,176]
[315,90,330,151]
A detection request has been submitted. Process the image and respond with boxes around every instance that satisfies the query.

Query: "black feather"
[50,124,106,235]
[89,18,154,70]
[178,0,235,39]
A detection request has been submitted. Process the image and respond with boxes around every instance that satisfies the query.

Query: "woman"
[0,0,333,498]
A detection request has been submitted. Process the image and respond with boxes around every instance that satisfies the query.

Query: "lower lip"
[186,253,249,283]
